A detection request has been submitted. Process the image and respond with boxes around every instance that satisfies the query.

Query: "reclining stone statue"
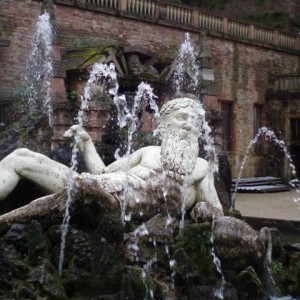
[0,97,223,221]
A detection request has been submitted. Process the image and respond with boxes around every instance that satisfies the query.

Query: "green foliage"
[66,45,121,69]
[65,90,78,105]
[125,220,141,232]
[291,14,300,27]
[238,266,263,298]
[123,267,147,299]
[169,0,182,4]
[175,224,211,256]
[173,0,222,9]
[291,14,300,33]
[272,260,284,276]
[247,10,287,29]
[254,0,265,6]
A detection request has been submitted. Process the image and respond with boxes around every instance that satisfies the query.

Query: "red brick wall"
[207,37,300,176]
[0,0,42,96]
[1,0,300,177]
[54,4,190,59]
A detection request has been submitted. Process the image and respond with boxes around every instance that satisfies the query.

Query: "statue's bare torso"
[92,145,218,218]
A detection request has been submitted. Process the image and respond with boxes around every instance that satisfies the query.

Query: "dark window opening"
[0,101,12,131]
[291,118,300,140]
[221,102,233,151]
[254,105,263,152]
[253,105,263,136]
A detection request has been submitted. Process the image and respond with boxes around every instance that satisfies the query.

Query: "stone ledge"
[244,216,300,234]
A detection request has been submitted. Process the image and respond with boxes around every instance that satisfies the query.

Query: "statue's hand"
[63,125,91,151]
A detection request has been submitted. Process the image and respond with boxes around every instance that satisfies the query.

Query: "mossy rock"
[122,266,163,299]
[172,221,215,282]
[285,252,300,297]
[65,45,122,70]
[237,266,263,299]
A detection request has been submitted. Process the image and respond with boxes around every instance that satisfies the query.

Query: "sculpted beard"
[161,128,199,182]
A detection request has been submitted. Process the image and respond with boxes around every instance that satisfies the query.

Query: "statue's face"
[159,97,204,142]
[163,106,201,138]
[163,106,200,139]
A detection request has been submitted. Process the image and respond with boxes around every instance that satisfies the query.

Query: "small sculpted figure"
[0,97,222,219]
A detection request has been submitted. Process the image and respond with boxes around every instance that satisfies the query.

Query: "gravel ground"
[234,189,300,221]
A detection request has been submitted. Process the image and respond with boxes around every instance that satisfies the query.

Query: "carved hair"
[161,97,194,116]
[159,97,205,133]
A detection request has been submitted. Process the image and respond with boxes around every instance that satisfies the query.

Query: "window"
[253,105,263,137]
[291,118,300,140]
[253,105,263,152]
[0,101,12,130]
[221,102,233,151]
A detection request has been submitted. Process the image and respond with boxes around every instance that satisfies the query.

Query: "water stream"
[162,33,226,298]
[231,127,300,299]
[59,62,119,275]
[114,82,159,223]
[172,32,200,97]
[211,216,226,299]
[58,60,160,274]
[232,127,300,210]
[26,11,54,125]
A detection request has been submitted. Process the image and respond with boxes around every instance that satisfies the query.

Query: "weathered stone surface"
[213,216,268,273]
[190,201,223,223]
[0,196,299,299]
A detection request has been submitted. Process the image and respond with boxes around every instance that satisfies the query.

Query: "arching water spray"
[211,216,225,299]
[232,127,300,210]
[127,223,156,299]
[114,82,159,223]
[77,62,118,126]
[59,62,119,276]
[168,33,218,227]
[26,11,54,126]
[58,136,80,276]
[172,32,200,97]
[119,82,159,158]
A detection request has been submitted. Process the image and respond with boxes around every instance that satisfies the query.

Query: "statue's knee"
[13,148,33,157]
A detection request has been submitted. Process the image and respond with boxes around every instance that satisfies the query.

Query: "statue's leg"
[0,148,73,200]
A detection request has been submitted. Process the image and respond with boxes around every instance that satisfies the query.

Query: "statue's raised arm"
[64,124,145,175]
[63,125,105,175]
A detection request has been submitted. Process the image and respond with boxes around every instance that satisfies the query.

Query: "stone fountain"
[0,11,299,300]
[0,93,299,299]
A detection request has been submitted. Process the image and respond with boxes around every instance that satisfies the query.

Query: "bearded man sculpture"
[0,97,222,220]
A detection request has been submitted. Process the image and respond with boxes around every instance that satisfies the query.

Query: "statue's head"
[159,97,204,138]
[159,97,205,179]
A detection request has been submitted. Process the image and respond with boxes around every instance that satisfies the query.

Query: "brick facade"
[1,0,300,178]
